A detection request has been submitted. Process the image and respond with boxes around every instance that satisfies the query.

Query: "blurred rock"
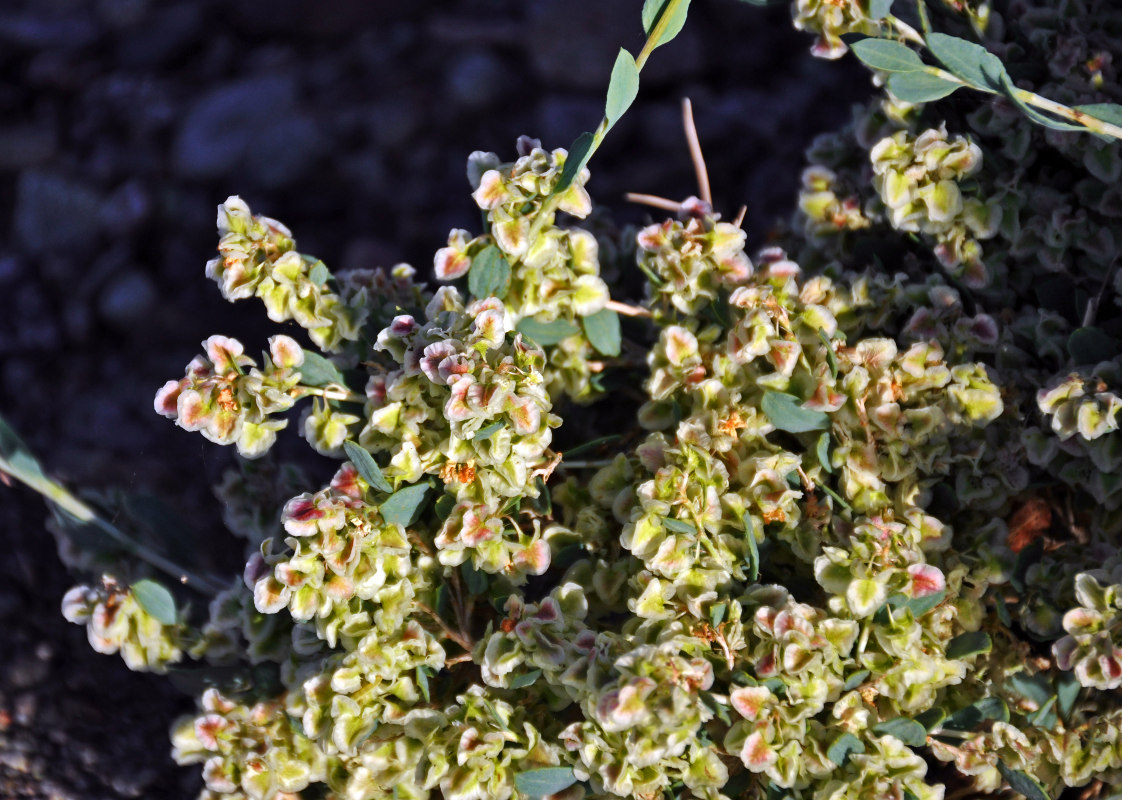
[99,180,151,236]
[97,269,157,328]
[526,0,633,89]
[244,115,327,188]
[447,50,507,110]
[114,3,202,68]
[172,75,298,179]
[0,12,98,50]
[13,171,102,256]
[0,125,57,171]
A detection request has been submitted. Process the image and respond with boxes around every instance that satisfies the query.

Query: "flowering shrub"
[5,1,1122,799]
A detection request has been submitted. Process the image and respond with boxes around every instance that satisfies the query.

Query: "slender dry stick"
[416,601,474,651]
[292,384,365,404]
[624,192,682,212]
[605,299,653,318]
[682,98,712,206]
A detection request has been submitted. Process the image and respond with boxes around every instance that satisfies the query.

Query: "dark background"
[0,0,865,796]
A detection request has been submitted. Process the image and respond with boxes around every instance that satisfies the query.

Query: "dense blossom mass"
[45,1,1122,799]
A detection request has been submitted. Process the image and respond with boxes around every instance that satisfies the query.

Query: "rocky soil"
[0,0,866,796]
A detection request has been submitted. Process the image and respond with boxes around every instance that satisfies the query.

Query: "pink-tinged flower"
[331,463,364,499]
[204,335,245,373]
[507,395,541,435]
[419,341,459,385]
[194,714,228,750]
[514,540,551,576]
[906,563,946,598]
[269,335,303,369]
[664,326,699,367]
[154,380,183,417]
[177,389,207,430]
[637,221,670,251]
[730,686,772,720]
[461,508,502,546]
[740,731,778,770]
[597,678,656,731]
[281,494,325,536]
[389,314,417,337]
[755,652,777,677]
[472,170,507,210]
[434,229,473,281]
[445,377,476,422]
[365,374,388,404]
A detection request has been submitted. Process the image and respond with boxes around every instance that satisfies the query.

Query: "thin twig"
[416,601,474,652]
[292,385,365,404]
[558,459,616,470]
[733,205,747,228]
[445,653,474,666]
[682,98,712,206]
[624,192,682,212]
[606,299,653,318]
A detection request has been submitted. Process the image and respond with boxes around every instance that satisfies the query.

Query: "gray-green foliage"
[8,1,1122,800]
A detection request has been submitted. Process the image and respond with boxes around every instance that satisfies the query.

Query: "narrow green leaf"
[380,483,431,527]
[298,350,346,387]
[1068,327,1119,364]
[131,579,178,625]
[1026,695,1057,728]
[816,432,832,473]
[926,32,1007,91]
[416,666,431,703]
[1000,73,1087,133]
[605,49,640,129]
[641,0,691,48]
[555,131,594,194]
[827,732,865,766]
[997,761,1051,800]
[850,38,924,73]
[761,391,830,433]
[467,245,512,299]
[946,630,992,659]
[903,588,945,617]
[434,492,456,521]
[563,434,622,460]
[662,517,697,535]
[582,307,622,357]
[942,696,1008,731]
[343,440,392,493]
[817,328,838,379]
[710,602,727,627]
[742,511,760,582]
[509,669,543,690]
[887,70,963,103]
[516,316,581,347]
[472,421,505,441]
[872,717,927,747]
[515,767,578,798]
[1006,673,1052,707]
[843,669,871,691]
[995,594,1012,627]
[1056,672,1080,722]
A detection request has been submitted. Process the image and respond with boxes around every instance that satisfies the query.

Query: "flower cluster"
[793,0,882,59]
[1053,572,1122,689]
[155,334,304,458]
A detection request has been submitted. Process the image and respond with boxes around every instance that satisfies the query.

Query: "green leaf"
[461,562,489,596]
[995,594,1012,627]
[1056,672,1080,722]
[472,421,505,441]
[887,70,963,103]
[308,260,332,287]
[1006,673,1052,707]
[815,432,832,474]
[564,434,622,460]
[741,511,760,582]
[817,328,838,379]
[416,666,431,703]
[867,0,894,18]
[0,414,45,482]
[997,761,1051,800]
[380,483,431,527]
[843,669,871,691]
[872,717,927,747]
[641,0,691,48]
[1026,695,1057,728]
[902,588,946,617]
[710,602,727,627]
[827,732,865,766]
[509,669,543,690]
[1068,327,1120,364]
[298,350,346,387]
[605,49,640,130]
[434,492,456,520]
[582,308,621,357]
[515,767,578,798]
[1000,73,1087,133]
[343,441,392,493]
[926,32,1007,91]
[555,131,595,194]
[516,316,581,347]
[761,391,830,433]
[915,707,946,731]
[662,516,697,535]
[467,245,512,299]
[850,38,924,73]
[946,630,992,659]
[942,696,1009,731]
[131,579,178,625]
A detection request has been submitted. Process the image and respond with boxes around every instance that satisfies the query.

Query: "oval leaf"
[516,316,581,346]
[556,131,595,194]
[515,767,577,798]
[997,761,1051,800]
[642,0,691,47]
[867,0,894,18]
[472,421,505,441]
[887,70,963,103]
[662,516,697,534]
[872,717,927,747]
[761,391,830,433]
[343,440,392,493]
[605,49,640,129]
[1068,327,1119,364]
[582,307,621,357]
[298,350,346,387]
[827,732,865,766]
[946,630,992,659]
[850,38,925,73]
[926,32,1007,91]
[131,579,178,625]
[508,669,543,689]
[380,483,431,527]
[468,245,512,299]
